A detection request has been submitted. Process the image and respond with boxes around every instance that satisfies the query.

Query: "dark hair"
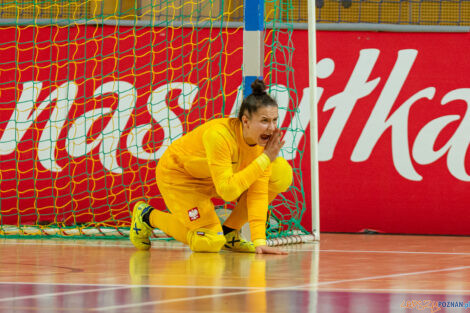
[237,79,277,121]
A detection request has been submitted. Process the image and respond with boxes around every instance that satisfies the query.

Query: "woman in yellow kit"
[130,79,292,254]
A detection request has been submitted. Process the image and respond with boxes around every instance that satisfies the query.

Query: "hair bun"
[251,79,266,96]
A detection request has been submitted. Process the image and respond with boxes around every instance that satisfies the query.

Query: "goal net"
[0,0,313,244]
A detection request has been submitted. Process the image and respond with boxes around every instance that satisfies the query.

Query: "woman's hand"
[255,245,288,255]
[263,128,285,162]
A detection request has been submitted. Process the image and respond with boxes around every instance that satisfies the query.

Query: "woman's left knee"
[269,157,293,193]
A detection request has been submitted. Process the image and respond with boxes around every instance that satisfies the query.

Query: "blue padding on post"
[244,0,264,31]
[243,75,263,97]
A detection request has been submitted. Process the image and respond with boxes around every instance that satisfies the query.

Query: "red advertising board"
[0,25,469,235]
[314,31,470,235]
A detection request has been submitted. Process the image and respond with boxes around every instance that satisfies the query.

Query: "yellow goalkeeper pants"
[149,156,292,252]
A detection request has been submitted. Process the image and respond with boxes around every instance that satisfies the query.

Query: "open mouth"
[260,134,271,141]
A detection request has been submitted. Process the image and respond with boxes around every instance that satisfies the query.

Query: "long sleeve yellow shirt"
[165,118,272,241]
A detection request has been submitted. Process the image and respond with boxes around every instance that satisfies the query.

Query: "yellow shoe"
[130,201,154,250]
[223,230,255,253]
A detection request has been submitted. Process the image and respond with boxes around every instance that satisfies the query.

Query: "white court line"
[2,281,470,308]
[317,287,470,294]
[314,265,470,287]
[0,281,263,290]
[92,289,268,311]
[2,266,470,310]
[298,248,470,256]
[5,265,470,292]
[0,286,132,302]
[92,265,470,311]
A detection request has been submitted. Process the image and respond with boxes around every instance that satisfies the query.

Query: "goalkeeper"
[130,79,292,255]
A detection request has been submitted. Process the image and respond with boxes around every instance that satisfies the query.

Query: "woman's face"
[242,105,279,147]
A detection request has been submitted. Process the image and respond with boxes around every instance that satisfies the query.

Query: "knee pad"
[187,228,226,252]
[270,157,293,193]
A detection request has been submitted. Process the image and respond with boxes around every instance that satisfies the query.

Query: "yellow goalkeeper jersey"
[162,117,272,241]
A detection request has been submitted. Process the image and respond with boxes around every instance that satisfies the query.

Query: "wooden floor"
[1,233,470,312]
